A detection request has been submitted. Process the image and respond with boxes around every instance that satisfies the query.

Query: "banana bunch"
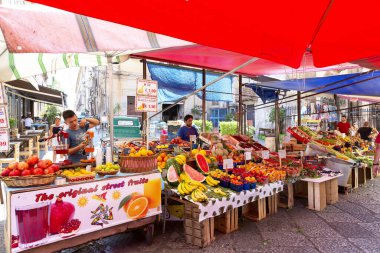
[175,155,186,165]
[205,175,220,187]
[180,173,190,182]
[188,180,207,191]
[213,188,227,196]
[191,189,208,202]
[177,181,198,195]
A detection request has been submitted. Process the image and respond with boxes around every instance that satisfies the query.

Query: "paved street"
[3,178,380,253]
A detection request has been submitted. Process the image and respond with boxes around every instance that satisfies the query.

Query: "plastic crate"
[113,116,141,139]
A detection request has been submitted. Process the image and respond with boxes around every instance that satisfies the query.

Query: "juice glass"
[15,201,50,249]
[144,178,161,209]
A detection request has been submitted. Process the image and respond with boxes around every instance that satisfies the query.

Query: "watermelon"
[167,165,180,186]
[195,154,209,173]
[166,158,182,175]
[183,164,206,182]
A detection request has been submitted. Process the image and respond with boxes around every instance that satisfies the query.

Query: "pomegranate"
[37,160,51,170]
[44,167,54,175]
[17,162,29,171]
[50,198,75,234]
[27,155,39,166]
[9,170,21,177]
[21,169,32,176]
[49,164,60,172]
[32,168,44,175]
[8,162,18,170]
[1,168,11,176]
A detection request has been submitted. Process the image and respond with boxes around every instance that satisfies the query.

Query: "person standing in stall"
[63,110,100,163]
[336,115,351,135]
[177,114,199,142]
[357,121,378,142]
[48,116,64,162]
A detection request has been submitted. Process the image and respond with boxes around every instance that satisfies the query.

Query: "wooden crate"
[307,181,326,211]
[278,182,294,209]
[266,193,278,215]
[325,178,339,205]
[242,197,266,221]
[284,143,307,152]
[184,203,215,248]
[358,166,367,185]
[366,166,374,180]
[350,167,359,189]
[214,207,238,234]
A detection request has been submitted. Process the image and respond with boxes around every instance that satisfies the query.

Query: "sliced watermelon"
[195,154,209,173]
[166,158,182,175]
[183,164,206,182]
[167,165,180,186]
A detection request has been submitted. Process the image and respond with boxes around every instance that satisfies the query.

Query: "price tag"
[278,149,287,159]
[262,150,270,160]
[0,129,9,152]
[244,152,252,161]
[0,107,8,128]
[299,151,304,157]
[190,135,197,143]
[223,159,233,170]
[341,133,346,138]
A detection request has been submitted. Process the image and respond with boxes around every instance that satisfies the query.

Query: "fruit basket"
[96,170,119,177]
[119,154,159,173]
[95,163,120,177]
[64,174,96,182]
[0,174,57,188]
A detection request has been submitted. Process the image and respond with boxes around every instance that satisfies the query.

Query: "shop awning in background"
[0,5,192,82]
[147,62,233,103]
[4,80,66,106]
[256,71,380,96]
[338,95,380,103]
[245,84,279,103]
[28,0,380,69]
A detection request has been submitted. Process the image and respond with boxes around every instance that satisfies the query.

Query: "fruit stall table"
[163,181,284,247]
[301,173,342,211]
[2,171,162,253]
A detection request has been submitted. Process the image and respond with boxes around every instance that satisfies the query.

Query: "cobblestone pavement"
[3,178,380,253]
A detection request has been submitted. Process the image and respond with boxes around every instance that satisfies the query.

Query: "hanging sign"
[278,150,287,159]
[223,159,233,170]
[0,106,9,128]
[136,79,158,112]
[0,129,9,152]
[244,152,252,161]
[135,96,158,112]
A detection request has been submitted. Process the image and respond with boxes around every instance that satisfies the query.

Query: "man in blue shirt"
[177,114,199,142]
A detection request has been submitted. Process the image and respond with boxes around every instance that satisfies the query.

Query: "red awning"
[27,0,380,69]
[132,45,359,76]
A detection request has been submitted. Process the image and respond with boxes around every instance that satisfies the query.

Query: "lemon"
[147,150,154,156]
[199,150,207,156]
[135,153,141,157]
[140,149,148,156]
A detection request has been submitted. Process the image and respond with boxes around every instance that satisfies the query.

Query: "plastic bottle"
[96,148,103,167]
[106,147,112,164]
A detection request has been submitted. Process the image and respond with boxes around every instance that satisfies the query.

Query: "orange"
[125,196,149,219]
[160,153,166,159]
[157,156,163,162]
[164,156,169,162]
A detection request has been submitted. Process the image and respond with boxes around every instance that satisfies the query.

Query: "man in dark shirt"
[177,114,199,142]
[357,121,378,141]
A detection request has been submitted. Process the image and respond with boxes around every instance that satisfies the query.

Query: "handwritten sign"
[190,135,197,143]
[244,152,252,161]
[0,107,8,128]
[135,96,158,112]
[223,159,234,170]
[299,151,304,157]
[261,150,269,160]
[278,150,287,159]
[0,129,9,152]
[136,79,158,96]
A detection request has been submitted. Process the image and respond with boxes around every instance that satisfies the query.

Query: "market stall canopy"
[0,5,192,81]
[245,84,279,103]
[147,62,233,103]
[255,71,380,96]
[3,80,66,106]
[28,0,380,69]
[133,46,359,76]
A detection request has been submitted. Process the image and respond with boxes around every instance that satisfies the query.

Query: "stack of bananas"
[205,175,220,186]
[177,173,208,202]
[174,155,186,165]
[213,188,227,196]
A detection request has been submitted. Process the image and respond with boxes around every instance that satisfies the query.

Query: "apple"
[8,162,18,170]
[37,160,51,170]
[44,167,54,175]
[32,168,44,176]
[17,162,29,171]
[21,170,32,176]
[1,168,11,177]
[49,164,60,172]
[9,170,21,177]
[26,155,39,166]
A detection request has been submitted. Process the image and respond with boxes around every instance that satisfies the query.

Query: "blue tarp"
[148,63,233,103]
[245,84,279,103]
[256,71,380,96]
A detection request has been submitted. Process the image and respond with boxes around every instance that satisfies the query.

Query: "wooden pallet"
[184,203,215,248]
[214,207,238,234]
[267,193,278,215]
[278,182,294,209]
[242,198,266,221]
